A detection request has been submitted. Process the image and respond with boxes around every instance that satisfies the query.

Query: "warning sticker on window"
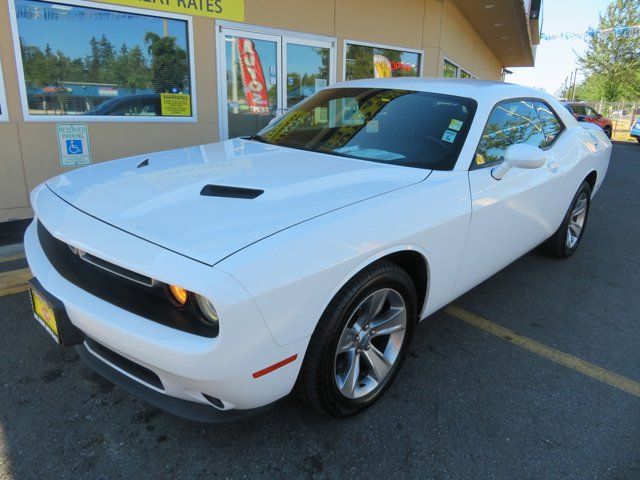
[448,119,464,131]
[442,129,457,143]
[160,93,191,117]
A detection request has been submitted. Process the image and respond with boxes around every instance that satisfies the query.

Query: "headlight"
[168,284,188,306]
[195,294,219,326]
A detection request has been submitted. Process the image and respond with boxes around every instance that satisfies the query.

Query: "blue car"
[631,118,640,144]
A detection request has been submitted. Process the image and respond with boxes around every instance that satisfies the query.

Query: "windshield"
[256,88,477,170]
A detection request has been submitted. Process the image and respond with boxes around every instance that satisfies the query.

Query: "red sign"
[237,38,270,114]
[390,61,413,72]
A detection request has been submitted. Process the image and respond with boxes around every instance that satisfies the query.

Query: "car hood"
[46,138,429,265]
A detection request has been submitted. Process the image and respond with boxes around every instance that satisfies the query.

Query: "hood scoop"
[200,184,264,199]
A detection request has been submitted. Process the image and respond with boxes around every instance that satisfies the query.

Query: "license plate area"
[28,278,85,347]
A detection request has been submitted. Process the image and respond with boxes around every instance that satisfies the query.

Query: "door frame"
[215,20,336,140]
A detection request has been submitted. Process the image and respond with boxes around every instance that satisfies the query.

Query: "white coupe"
[25,79,611,421]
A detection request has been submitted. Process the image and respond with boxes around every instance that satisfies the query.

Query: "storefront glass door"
[218,26,335,139]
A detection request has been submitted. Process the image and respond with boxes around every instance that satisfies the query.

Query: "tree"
[144,32,188,93]
[578,0,640,101]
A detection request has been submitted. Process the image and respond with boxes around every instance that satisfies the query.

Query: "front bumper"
[25,184,307,419]
[630,126,640,138]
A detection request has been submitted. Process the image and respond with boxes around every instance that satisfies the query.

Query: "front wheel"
[298,261,416,418]
[603,126,612,138]
[545,181,591,258]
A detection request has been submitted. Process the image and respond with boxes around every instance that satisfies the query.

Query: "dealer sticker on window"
[442,129,457,143]
[448,119,464,131]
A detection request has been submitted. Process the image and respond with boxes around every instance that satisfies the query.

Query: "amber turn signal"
[169,284,188,306]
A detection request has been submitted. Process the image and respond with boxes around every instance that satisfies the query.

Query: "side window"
[474,100,546,168]
[571,105,585,116]
[585,106,598,118]
[534,101,564,148]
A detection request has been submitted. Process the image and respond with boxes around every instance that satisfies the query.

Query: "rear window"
[258,88,477,170]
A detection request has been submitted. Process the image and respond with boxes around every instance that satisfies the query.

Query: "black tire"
[545,181,592,258]
[636,137,640,145]
[603,126,612,138]
[297,260,416,418]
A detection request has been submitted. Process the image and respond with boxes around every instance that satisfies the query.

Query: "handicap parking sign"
[57,124,91,167]
[65,139,84,155]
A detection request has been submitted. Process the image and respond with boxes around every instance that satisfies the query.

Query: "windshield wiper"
[242,134,271,144]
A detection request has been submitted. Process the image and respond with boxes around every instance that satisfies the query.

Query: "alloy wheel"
[566,192,588,249]
[334,288,407,399]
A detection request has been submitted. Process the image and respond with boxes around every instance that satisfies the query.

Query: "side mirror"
[491,144,546,180]
[576,115,586,122]
[596,113,602,119]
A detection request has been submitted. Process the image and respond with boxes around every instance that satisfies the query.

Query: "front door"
[455,99,566,295]
[218,26,335,140]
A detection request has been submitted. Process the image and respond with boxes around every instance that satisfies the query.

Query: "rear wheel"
[298,261,416,417]
[545,181,591,258]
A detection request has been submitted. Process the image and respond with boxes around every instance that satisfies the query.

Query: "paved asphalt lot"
[0,143,638,479]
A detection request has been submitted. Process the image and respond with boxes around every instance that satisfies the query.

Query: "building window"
[344,41,421,81]
[443,59,458,78]
[11,0,195,121]
[0,59,8,121]
[460,69,471,79]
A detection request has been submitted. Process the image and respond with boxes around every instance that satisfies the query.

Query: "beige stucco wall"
[0,0,504,222]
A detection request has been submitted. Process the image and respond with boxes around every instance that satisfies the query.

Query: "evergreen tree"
[144,32,188,93]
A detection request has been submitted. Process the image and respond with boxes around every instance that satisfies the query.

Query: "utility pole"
[571,68,578,101]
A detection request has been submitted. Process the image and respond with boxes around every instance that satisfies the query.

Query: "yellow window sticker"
[475,153,486,165]
[160,93,192,117]
[448,119,464,131]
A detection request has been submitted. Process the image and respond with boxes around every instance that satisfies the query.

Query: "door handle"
[547,160,559,173]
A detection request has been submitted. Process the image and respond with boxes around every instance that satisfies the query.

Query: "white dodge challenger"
[25,79,611,421]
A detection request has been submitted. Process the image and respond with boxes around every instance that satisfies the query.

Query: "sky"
[16,0,188,60]
[510,0,612,94]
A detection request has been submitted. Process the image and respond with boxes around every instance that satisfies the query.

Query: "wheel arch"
[584,170,597,195]
[323,246,431,324]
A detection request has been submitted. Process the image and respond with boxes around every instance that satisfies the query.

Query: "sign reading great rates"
[97,0,244,20]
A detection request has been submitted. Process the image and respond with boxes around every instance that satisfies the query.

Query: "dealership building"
[0,0,541,223]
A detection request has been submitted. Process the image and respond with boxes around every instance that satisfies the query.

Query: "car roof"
[331,77,552,102]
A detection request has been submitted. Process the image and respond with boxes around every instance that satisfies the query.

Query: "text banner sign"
[97,0,244,20]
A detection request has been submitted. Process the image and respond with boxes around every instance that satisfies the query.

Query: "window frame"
[214,19,338,140]
[442,57,459,78]
[0,55,8,121]
[8,0,198,123]
[342,39,423,81]
[442,57,477,79]
[471,97,566,170]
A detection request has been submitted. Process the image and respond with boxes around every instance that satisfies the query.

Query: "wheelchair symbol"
[65,139,83,155]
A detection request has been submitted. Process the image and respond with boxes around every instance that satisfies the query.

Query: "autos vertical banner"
[237,38,270,114]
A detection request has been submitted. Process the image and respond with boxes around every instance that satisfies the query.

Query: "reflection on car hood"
[46,138,429,265]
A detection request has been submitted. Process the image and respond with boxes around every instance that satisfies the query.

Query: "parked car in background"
[565,102,613,138]
[86,94,161,116]
[631,118,640,144]
[25,79,611,421]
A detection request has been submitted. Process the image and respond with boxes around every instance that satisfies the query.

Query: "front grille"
[85,337,163,390]
[37,221,218,338]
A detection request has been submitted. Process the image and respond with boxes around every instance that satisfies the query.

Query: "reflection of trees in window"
[21,33,187,92]
[477,105,545,164]
[20,27,188,114]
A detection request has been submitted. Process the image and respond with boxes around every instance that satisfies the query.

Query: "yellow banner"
[96,0,244,21]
